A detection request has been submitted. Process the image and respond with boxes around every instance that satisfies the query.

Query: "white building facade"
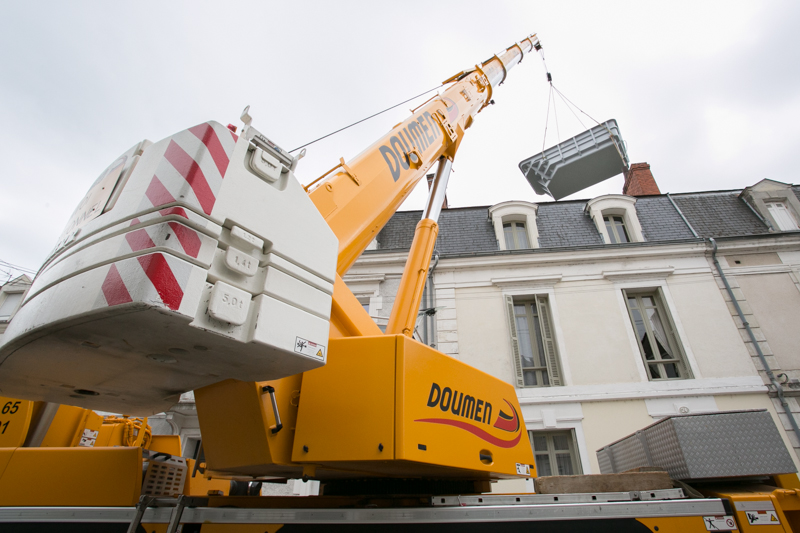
[346,172,800,480]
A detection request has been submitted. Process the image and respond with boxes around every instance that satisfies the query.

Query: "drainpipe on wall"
[709,237,800,450]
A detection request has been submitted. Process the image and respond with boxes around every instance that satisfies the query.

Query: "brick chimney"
[623,163,661,196]
[426,173,448,209]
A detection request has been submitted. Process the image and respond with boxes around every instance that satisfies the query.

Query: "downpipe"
[709,238,800,450]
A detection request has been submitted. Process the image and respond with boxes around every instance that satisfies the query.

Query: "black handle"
[262,385,283,434]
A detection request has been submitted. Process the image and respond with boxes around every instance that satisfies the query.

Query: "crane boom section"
[309,34,540,277]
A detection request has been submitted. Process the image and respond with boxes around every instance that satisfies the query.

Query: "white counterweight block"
[0,121,338,414]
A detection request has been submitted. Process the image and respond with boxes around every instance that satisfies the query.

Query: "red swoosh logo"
[415,418,522,448]
[493,400,520,433]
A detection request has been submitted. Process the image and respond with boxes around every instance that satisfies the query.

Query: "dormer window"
[603,215,630,244]
[586,195,645,244]
[489,201,539,251]
[740,179,800,233]
[503,221,530,250]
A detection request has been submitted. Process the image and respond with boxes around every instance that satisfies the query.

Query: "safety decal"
[703,515,737,530]
[137,121,236,216]
[98,252,193,312]
[295,337,326,359]
[745,510,779,525]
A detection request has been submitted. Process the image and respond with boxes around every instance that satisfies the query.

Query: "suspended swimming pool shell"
[519,119,630,200]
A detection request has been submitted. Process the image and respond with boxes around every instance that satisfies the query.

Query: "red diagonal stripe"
[129,217,141,227]
[159,207,189,219]
[101,264,132,306]
[189,123,230,177]
[168,222,201,258]
[146,175,175,207]
[414,418,522,449]
[137,254,184,310]
[164,140,216,215]
[125,228,156,252]
[229,130,238,142]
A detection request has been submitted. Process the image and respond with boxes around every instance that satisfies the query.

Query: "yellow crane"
[0,32,798,532]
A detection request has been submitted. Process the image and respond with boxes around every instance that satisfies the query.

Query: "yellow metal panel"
[703,488,793,533]
[396,336,535,477]
[96,419,125,446]
[0,447,142,506]
[292,335,396,463]
[40,404,102,447]
[150,434,182,456]
[775,474,800,489]
[0,448,14,481]
[0,396,33,448]
[196,380,274,471]
[291,335,533,480]
[195,377,303,477]
[637,516,722,531]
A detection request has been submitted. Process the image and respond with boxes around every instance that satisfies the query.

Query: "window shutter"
[536,296,562,386]
[505,295,525,387]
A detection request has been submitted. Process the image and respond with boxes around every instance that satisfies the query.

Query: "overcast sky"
[1,1,798,279]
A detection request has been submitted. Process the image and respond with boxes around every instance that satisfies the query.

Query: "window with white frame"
[529,429,582,476]
[603,215,630,244]
[586,195,645,244]
[489,201,540,250]
[505,295,562,388]
[503,221,530,250]
[623,289,690,380]
[0,292,23,322]
[765,201,800,231]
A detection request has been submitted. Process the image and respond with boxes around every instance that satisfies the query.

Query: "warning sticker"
[295,337,326,359]
[745,510,780,525]
[78,429,99,448]
[515,463,531,476]
[703,515,737,530]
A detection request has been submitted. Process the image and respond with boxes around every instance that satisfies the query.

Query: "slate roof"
[536,201,603,248]
[635,196,696,241]
[671,192,769,238]
[376,207,498,255]
[370,186,792,257]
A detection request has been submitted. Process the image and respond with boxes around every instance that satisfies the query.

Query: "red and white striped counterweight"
[0,120,338,415]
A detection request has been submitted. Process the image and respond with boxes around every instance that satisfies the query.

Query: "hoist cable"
[551,85,601,126]
[289,83,447,153]
[551,84,628,168]
[554,87,588,130]
[552,85,561,144]
[541,85,554,155]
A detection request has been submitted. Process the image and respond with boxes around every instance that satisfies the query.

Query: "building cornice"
[352,234,800,272]
[516,376,767,405]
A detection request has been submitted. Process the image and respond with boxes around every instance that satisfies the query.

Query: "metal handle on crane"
[261,385,283,434]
